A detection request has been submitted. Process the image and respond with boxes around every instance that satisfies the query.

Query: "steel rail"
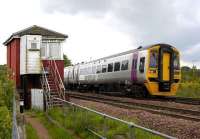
[80,91,200,105]
[69,93,200,122]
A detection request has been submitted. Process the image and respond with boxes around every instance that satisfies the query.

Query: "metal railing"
[51,97,177,139]
[41,63,52,108]
[12,94,20,139]
[49,59,65,100]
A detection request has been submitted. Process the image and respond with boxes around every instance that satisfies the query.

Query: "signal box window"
[114,62,120,72]
[96,65,101,73]
[121,60,129,70]
[139,57,145,73]
[149,51,158,68]
[102,65,107,73]
[31,43,37,49]
[108,63,113,72]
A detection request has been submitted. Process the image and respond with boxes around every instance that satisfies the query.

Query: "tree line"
[0,65,14,138]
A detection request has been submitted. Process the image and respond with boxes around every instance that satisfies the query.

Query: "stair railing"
[49,58,65,100]
[41,63,52,108]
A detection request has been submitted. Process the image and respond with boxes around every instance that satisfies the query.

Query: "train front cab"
[144,44,181,96]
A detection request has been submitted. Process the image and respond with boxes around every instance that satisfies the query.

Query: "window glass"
[114,62,120,72]
[92,66,96,74]
[149,50,158,68]
[108,63,113,72]
[80,69,83,75]
[139,57,145,73]
[96,65,101,73]
[174,53,180,70]
[31,43,37,49]
[41,44,46,57]
[102,65,107,73]
[49,43,61,59]
[121,60,129,70]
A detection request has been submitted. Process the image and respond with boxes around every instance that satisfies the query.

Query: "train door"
[131,52,138,81]
[162,52,170,81]
[159,46,173,92]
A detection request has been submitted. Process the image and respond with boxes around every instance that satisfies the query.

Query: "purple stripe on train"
[131,52,138,81]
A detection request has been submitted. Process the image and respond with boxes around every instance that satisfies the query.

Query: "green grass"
[176,82,200,98]
[47,107,163,139]
[27,110,75,139]
[26,123,39,139]
[40,116,75,139]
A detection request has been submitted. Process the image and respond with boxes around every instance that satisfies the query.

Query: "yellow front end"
[145,45,181,96]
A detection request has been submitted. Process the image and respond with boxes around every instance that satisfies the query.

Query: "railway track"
[68,92,200,122]
[93,91,200,105]
[167,96,200,105]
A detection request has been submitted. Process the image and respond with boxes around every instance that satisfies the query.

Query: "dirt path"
[25,114,50,139]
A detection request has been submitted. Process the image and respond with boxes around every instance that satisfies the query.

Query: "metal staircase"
[41,59,67,109]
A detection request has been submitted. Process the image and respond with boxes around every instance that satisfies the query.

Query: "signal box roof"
[3,25,68,45]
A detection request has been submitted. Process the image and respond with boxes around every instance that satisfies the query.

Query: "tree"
[63,54,72,67]
[0,65,13,138]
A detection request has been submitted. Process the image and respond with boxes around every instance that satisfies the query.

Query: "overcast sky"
[0,0,200,67]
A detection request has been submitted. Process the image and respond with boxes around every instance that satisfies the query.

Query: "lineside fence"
[48,98,176,139]
[12,94,19,139]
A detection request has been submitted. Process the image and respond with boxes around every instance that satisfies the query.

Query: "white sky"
[0,0,200,68]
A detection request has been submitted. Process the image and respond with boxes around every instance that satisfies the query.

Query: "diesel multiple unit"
[64,44,181,97]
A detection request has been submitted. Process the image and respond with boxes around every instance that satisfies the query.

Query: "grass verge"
[27,110,75,139]
[46,106,163,139]
[176,82,200,98]
[25,123,39,139]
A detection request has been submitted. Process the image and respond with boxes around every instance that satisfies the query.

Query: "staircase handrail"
[49,57,65,100]
[42,63,51,92]
[41,62,52,108]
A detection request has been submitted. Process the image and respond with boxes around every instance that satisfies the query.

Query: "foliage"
[176,83,200,98]
[63,54,72,67]
[47,107,162,139]
[0,65,14,138]
[0,106,12,138]
[181,66,200,83]
[26,123,39,139]
[176,66,200,98]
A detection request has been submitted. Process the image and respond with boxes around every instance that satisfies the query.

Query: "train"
[64,43,181,97]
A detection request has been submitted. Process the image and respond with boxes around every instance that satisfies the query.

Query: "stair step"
[49,84,56,86]
[50,89,57,91]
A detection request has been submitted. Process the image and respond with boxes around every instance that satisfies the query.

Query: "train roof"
[89,43,176,63]
[64,43,177,68]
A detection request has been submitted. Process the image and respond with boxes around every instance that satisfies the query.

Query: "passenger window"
[114,62,120,72]
[92,66,96,74]
[121,60,129,70]
[149,50,158,68]
[96,65,101,73]
[108,63,113,72]
[102,65,107,73]
[139,57,145,73]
